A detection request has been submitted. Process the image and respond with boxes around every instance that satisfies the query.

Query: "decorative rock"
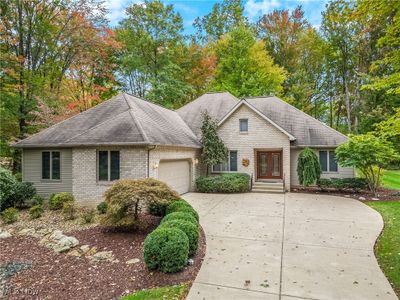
[90,251,114,263]
[372,197,379,201]
[67,249,82,257]
[0,230,11,239]
[52,236,79,253]
[344,195,350,198]
[50,230,64,240]
[80,245,91,254]
[126,258,140,265]
[358,197,366,201]
[187,258,194,266]
[18,228,35,236]
[85,247,97,257]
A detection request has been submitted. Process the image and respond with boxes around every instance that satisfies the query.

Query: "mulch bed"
[291,187,400,201]
[0,214,206,300]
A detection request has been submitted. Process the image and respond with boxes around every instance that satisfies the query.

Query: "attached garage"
[158,160,191,194]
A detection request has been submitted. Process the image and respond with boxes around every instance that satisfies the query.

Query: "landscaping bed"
[0,214,206,300]
[291,186,400,202]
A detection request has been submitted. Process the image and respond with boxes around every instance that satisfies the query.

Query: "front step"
[252,181,285,193]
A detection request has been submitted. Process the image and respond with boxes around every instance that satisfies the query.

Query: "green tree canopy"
[336,134,399,194]
[212,24,286,97]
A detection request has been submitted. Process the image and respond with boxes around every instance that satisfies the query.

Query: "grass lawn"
[367,201,400,297]
[383,170,400,190]
[121,283,190,300]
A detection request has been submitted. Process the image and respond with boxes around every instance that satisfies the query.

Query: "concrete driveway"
[185,192,397,300]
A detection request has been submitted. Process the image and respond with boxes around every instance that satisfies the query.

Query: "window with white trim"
[42,151,61,180]
[319,150,338,172]
[239,119,248,132]
[212,151,238,172]
[98,150,120,181]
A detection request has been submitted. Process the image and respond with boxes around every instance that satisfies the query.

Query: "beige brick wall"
[217,104,291,190]
[149,146,200,191]
[290,147,355,187]
[72,147,147,206]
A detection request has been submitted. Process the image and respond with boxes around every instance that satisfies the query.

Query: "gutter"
[147,145,157,177]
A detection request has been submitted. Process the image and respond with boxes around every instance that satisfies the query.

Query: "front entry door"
[257,151,282,179]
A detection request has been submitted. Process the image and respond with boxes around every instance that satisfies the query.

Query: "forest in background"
[1,0,399,165]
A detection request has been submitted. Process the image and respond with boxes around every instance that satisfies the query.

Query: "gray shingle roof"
[14,93,201,148]
[177,92,347,146]
[246,96,348,146]
[176,92,238,138]
[14,91,346,149]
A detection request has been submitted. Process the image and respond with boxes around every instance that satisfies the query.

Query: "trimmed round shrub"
[97,201,108,214]
[49,192,74,210]
[144,227,189,273]
[160,219,199,256]
[61,201,78,220]
[165,200,192,215]
[1,207,19,224]
[166,202,199,222]
[160,212,198,226]
[29,205,44,219]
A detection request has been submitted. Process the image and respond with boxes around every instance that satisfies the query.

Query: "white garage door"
[158,160,191,194]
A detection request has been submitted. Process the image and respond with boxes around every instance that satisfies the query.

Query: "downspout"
[147,145,157,178]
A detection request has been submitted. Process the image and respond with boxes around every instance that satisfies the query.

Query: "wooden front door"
[257,151,282,179]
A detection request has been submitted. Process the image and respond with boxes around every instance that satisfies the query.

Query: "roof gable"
[218,100,296,141]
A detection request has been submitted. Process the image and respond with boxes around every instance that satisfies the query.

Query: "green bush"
[49,192,74,210]
[81,208,96,224]
[27,195,44,207]
[12,182,36,208]
[160,219,199,256]
[317,178,368,192]
[1,207,19,223]
[166,202,199,222]
[0,168,18,211]
[165,200,192,215]
[29,205,44,219]
[61,201,78,220]
[196,173,250,193]
[0,168,36,211]
[297,148,321,186]
[102,179,180,227]
[143,227,189,273]
[160,212,198,226]
[97,201,108,214]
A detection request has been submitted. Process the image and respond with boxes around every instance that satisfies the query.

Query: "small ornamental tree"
[297,148,321,186]
[336,134,399,195]
[200,111,228,175]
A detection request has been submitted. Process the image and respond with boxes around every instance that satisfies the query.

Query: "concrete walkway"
[185,192,397,300]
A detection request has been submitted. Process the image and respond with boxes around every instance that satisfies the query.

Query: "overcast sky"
[105,0,329,34]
